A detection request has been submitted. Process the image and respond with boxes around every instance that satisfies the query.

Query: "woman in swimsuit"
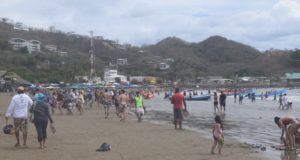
[211,115,224,154]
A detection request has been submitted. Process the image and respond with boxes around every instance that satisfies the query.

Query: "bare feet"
[14,143,20,148]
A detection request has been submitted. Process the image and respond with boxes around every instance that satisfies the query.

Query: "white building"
[117,58,128,65]
[9,38,27,50]
[44,45,57,52]
[27,40,41,53]
[9,38,41,53]
[13,22,29,31]
[103,69,127,84]
[159,63,170,70]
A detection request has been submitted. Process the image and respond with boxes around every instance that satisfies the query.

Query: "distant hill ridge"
[0,19,299,82]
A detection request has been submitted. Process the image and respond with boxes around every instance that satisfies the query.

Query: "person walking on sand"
[171,88,186,130]
[134,91,144,122]
[76,91,85,115]
[274,116,299,149]
[211,115,224,154]
[5,86,33,148]
[219,91,226,113]
[30,93,53,149]
[119,90,129,121]
[213,92,219,113]
[103,89,113,119]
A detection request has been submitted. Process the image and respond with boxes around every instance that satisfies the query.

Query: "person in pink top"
[171,88,186,130]
[211,115,224,154]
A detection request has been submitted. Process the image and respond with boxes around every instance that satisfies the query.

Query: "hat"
[35,93,46,101]
[17,86,25,91]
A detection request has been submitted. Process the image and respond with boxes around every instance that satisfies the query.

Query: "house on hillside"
[9,38,41,53]
[9,38,27,50]
[159,63,170,70]
[44,45,57,52]
[27,40,41,53]
[117,58,128,66]
[13,22,29,31]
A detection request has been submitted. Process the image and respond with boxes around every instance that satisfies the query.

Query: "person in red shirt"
[171,88,186,130]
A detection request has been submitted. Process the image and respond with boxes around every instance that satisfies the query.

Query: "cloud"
[0,0,300,50]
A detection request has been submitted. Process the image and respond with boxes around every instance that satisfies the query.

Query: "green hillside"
[0,20,299,83]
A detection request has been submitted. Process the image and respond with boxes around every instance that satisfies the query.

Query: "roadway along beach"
[0,93,265,160]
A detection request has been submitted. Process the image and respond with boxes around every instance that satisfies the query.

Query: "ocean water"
[143,88,300,160]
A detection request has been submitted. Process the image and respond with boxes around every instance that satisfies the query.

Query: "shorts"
[57,101,63,107]
[136,107,144,115]
[173,108,183,122]
[14,118,28,133]
[220,102,226,107]
[104,101,112,109]
[119,103,127,113]
[213,102,218,106]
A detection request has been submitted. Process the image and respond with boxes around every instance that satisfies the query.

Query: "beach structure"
[285,73,300,86]
[103,69,127,84]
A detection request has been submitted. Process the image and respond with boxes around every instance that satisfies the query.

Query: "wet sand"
[0,93,266,160]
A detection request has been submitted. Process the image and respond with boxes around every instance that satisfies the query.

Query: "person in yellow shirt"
[134,92,144,122]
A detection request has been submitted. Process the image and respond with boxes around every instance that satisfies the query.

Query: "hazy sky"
[1,0,300,50]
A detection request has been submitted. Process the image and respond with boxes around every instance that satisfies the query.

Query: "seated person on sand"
[274,116,300,149]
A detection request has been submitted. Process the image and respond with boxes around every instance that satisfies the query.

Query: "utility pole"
[89,31,95,82]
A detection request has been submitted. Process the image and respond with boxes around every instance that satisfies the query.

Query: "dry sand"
[0,93,266,160]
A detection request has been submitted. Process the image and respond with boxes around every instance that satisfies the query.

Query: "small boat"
[184,95,211,101]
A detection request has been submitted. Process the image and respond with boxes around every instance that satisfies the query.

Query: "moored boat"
[184,95,211,101]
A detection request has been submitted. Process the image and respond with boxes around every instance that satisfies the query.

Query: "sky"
[1,0,300,50]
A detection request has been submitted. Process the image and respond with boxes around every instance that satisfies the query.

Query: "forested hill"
[0,20,299,83]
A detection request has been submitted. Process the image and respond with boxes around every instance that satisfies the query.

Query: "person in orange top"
[171,88,186,130]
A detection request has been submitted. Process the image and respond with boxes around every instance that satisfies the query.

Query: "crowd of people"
[3,85,298,155]
[4,86,147,149]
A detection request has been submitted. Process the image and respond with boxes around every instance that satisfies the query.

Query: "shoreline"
[0,93,268,160]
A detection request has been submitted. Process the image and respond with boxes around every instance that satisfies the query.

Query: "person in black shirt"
[219,91,226,113]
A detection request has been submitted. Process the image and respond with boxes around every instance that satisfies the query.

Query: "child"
[211,115,224,154]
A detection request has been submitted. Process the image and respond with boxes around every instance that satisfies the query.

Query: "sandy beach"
[0,93,266,160]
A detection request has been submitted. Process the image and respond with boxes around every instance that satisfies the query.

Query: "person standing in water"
[213,92,219,113]
[219,91,226,113]
[211,115,224,154]
[274,116,299,149]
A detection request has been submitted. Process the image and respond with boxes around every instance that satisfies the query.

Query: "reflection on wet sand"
[280,150,298,160]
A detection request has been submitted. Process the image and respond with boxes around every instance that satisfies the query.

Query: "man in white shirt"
[5,86,33,148]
